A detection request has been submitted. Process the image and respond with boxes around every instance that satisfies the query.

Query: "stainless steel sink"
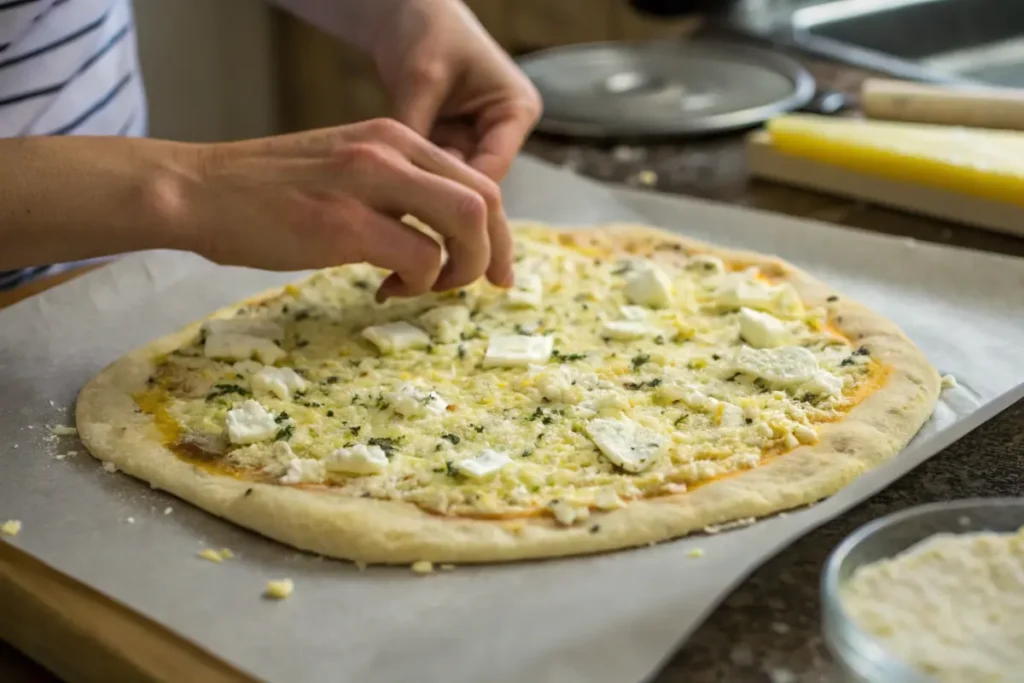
[721,0,1024,87]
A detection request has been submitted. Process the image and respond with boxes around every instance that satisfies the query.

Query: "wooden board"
[746,131,1024,239]
[0,543,252,683]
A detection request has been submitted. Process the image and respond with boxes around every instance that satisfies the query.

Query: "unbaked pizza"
[76,222,939,563]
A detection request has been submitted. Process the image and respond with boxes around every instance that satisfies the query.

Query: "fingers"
[469,104,539,181]
[395,133,514,289]
[393,63,448,137]
[345,207,444,300]
[357,161,491,291]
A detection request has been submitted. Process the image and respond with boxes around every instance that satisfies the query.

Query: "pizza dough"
[76,222,940,564]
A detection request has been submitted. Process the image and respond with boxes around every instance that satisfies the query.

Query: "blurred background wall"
[131,0,699,142]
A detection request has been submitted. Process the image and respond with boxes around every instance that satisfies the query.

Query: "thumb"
[392,67,448,137]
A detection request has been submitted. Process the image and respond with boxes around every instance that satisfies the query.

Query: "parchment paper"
[2,156,1024,683]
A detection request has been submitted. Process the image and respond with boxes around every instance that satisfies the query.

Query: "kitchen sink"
[721,0,1024,87]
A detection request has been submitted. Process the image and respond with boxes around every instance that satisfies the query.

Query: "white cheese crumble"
[264,578,294,600]
[361,321,430,354]
[1,520,22,537]
[712,274,804,318]
[226,400,279,445]
[601,320,658,340]
[505,272,543,309]
[252,366,308,400]
[483,334,554,368]
[279,457,326,485]
[941,374,958,389]
[389,383,447,418]
[624,261,673,309]
[729,346,820,388]
[585,418,665,473]
[454,449,512,480]
[325,444,389,475]
[417,305,470,343]
[204,333,285,365]
[738,307,788,348]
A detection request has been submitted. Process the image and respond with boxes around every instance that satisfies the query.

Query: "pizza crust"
[76,222,940,564]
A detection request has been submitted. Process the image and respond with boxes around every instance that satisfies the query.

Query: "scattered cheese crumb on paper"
[197,548,233,563]
[51,425,78,436]
[264,578,294,599]
[163,507,173,515]
[411,560,434,575]
[126,517,135,524]
[102,461,117,473]
[1,520,22,537]
[688,548,705,558]
[941,374,958,389]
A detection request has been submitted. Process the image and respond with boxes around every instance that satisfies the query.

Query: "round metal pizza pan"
[517,40,816,138]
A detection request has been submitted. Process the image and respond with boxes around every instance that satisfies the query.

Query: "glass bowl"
[821,497,1024,683]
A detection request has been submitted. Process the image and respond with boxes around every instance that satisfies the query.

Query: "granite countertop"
[3,39,1024,683]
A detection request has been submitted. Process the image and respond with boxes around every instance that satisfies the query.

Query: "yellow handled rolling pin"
[861,78,1024,131]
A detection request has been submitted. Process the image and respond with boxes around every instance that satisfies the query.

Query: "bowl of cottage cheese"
[822,498,1024,683]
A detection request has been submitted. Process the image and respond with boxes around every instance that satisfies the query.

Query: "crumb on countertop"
[164,507,173,515]
[1,520,22,537]
[688,548,704,558]
[264,578,294,599]
[411,560,434,575]
[102,461,117,473]
[51,425,78,436]
[941,374,958,389]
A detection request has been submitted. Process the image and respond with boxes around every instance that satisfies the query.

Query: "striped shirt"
[0,0,146,290]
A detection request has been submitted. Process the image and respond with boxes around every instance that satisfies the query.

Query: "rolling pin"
[862,78,1024,131]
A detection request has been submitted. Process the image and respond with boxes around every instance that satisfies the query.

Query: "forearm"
[0,136,197,270]
[272,0,412,53]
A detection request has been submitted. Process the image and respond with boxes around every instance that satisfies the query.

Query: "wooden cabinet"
[274,1,700,132]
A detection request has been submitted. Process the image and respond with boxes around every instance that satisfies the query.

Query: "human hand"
[369,0,542,181]
[180,118,512,299]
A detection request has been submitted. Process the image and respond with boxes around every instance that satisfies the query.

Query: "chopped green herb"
[589,524,601,534]
[325,376,340,384]
[552,349,586,363]
[374,393,390,410]
[631,353,651,370]
[521,449,533,457]
[839,357,855,367]
[294,310,310,321]
[854,346,870,356]
[457,344,467,360]
[673,413,689,427]
[205,384,250,401]
[711,354,721,361]
[295,339,309,348]
[611,262,632,275]
[368,436,401,458]
[275,423,295,441]
[445,460,459,477]
[473,424,485,434]
[654,336,665,345]
[274,411,290,424]
[326,410,335,417]
[441,433,461,445]
[349,426,362,436]
[353,280,371,290]
[527,407,545,422]
[826,295,839,302]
